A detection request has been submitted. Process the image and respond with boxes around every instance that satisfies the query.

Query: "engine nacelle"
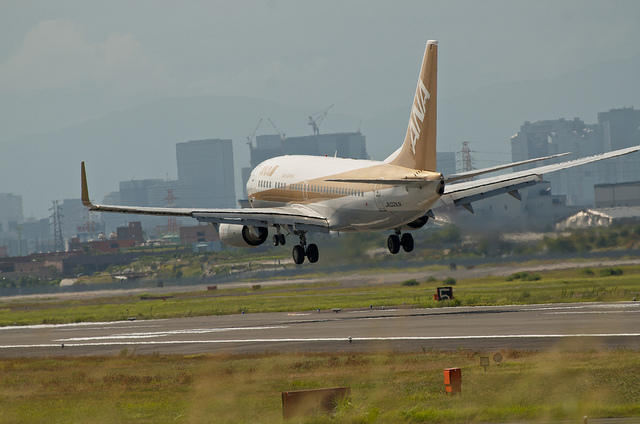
[218,224,268,248]
[399,214,429,231]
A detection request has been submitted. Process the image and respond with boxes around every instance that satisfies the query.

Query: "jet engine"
[400,214,429,231]
[218,224,268,248]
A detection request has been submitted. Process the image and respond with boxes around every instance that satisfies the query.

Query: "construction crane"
[246,118,263,148]
[308,104,333,135]
[267,118,286,141]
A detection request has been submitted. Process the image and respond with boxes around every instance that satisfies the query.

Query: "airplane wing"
[81,162,330,233]
[444,152,570,183]
[438,145,640,213]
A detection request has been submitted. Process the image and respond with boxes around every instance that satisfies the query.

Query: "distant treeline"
[0,276,60,289]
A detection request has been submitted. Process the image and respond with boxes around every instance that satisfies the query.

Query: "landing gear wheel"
[387,234,400,254]
[273,235,280,246]
[306,244,319,263]
[401,233,414,252]
[279,234,286,246]
[292,245,305,264]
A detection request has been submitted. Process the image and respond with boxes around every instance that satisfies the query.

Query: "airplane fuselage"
[246,155,443,232]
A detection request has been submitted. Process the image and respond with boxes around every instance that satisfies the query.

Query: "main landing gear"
[292,231,319,265]
[387,230,414,254]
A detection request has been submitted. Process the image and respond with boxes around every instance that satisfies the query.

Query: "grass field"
[1,349,639,423]
[1,265,639,327]
[1,265,640,422]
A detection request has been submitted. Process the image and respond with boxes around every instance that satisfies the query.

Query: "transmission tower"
[164,189,178,233]
[458,141,476,174]
[50,200,64,252]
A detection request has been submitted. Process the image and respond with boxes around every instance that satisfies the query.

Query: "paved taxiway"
[1,302,638,357]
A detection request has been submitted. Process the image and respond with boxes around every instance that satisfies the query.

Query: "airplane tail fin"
[385,40,438,171]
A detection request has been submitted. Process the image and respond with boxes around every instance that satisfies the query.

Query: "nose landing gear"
[273,226,287,246]
[387,230,414,254]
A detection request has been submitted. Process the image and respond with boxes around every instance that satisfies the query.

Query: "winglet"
[81,162,94,208]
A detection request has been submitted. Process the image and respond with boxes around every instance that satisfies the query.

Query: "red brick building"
[179,224,219,244]
[116,221,144,244]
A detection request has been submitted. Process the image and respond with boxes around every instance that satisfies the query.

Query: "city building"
[0,193,23,233]
[594,181,640,208]
[60,198,93,241]
[179,224,219,244]
[176,138,236,208]
[440,181,579,232]
[68,221,143,253]
[511,107,640,207]
[119,179,164,207]
[437,152,456,176]
[598,107,640,184]
[511,118,603,206]
[116,221,144,244]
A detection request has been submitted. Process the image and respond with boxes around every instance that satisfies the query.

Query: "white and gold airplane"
[81,40,640,264]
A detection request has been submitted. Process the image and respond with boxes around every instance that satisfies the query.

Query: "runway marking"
[0,320,168,332]
[55,326,288,342]
[525,303,640,312]
[2,333,639,350]
[546,311,640,315]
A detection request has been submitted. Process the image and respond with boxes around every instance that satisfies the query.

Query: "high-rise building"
[511,108,640,206]
[0,193,23,233]
[280,132,367,160]
[511,118,604,206]
[437,152,456,176]
[176,139,236,208]
[119,179,164,207]
[598,107,640,184]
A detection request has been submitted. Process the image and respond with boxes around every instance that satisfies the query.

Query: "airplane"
[81,40,640,264]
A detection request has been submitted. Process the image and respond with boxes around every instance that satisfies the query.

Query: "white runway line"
[2,333,639,350]
[55,326,288,342]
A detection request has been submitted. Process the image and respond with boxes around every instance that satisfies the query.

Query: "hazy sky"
[2,0,640,142]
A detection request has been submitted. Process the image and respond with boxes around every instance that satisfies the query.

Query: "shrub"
[599,268,623,277]
[582,268,595,276]
[507,272,541,282]
[402,279,420,287]
[442,277,457,286]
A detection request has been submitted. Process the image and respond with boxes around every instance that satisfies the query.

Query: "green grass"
[0,349,639,423]
[2,265,640,326]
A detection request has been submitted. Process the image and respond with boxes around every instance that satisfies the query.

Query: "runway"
[1,302,639,357]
